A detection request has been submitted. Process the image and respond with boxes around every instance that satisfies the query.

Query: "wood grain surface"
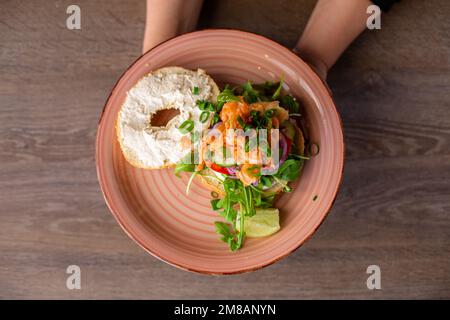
[0,0,449,299]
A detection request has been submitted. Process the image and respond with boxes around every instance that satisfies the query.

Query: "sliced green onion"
[178,120,194,134]
[211,191,219,198]
[196,100,206,110]
[199,111,210,123]
[192,86,199,95]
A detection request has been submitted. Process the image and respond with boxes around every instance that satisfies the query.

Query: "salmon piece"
[220,99,250,129]
[236,164,261,186]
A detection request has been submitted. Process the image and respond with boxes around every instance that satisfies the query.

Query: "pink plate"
[96,29,344,274]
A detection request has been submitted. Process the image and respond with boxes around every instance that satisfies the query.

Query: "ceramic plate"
[96,29,344,274]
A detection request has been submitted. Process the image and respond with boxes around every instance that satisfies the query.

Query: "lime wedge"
[237,208,280,238]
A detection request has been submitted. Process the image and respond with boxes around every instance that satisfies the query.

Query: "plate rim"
[95,28,345,275]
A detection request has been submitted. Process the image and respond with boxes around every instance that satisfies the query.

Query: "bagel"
[116,67,220,169]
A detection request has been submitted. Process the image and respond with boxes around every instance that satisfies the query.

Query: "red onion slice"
[226,166,238,175]
[279,132,288,166]
[212,121,223,130]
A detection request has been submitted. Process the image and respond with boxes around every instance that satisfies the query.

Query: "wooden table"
[1,0,449,299]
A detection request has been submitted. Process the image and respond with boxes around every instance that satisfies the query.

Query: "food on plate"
[116,67,219,169]
[116,67,313,251]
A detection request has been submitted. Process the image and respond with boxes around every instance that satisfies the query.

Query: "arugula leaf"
[279,95,300,114]
[253,81,280,98]
[199,111,210,123]
[196,99,215,112]
[220,206,238,223]
[260,194,275,207]
[275,158,303,181]
[260,176,273,188]
[213,177,258,250]
[211,199,223,211]
[272,78,284,100]
[251,187,275,208]
[174,163,195,177]
[242,81,260,103]
[174,152,197,177]
[217,86,239,104]
[220,179,239,222]
[241,181,256,217]
[214,222,243,251]
[250,109,270,129]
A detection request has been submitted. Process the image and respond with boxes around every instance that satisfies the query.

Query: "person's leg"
[143,0,204,54]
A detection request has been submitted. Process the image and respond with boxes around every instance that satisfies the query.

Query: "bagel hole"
[150,108,180,127]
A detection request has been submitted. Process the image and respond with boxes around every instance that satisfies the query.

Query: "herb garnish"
[199,111,210,123]
[178,120,194,134]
